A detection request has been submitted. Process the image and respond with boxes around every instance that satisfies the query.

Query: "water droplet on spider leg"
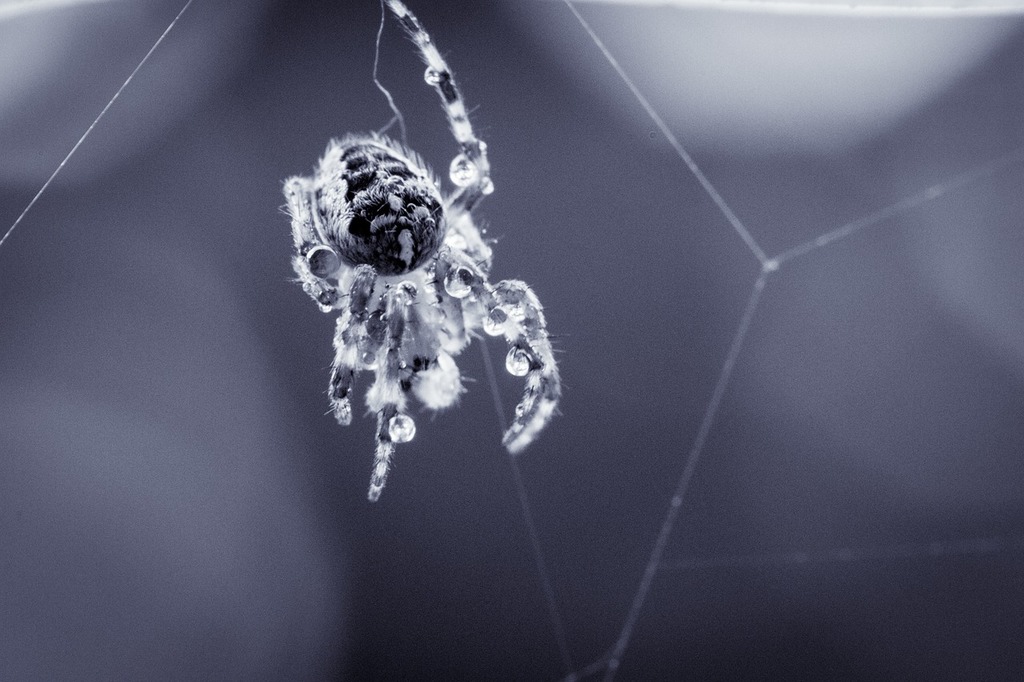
[357,339,379,368]
[443,266,474,298]
[305,245,340,278]
[481,177,494,195]
[388,414,416,443]
[505,346,532,377]
[483,307,507,336]
[424,67,443,85]
[449,154,479,187]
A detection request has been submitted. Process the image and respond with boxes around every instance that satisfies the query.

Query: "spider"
[284,0,560,502]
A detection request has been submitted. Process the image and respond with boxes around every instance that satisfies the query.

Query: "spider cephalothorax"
[285,0,559,501]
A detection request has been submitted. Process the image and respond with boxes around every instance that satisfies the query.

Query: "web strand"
[373,0,408,142]
[0,0,194,257]
[480,344,576,675]
[563,7,771,676]
[599,271,768,681]
[566,532,1024,680]
[772,144,1024,265]
[553,5,1024,680]
[563,0,768,266]
[660,535,1024,571]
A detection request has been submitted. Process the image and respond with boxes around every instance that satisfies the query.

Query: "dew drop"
[359,348,378,369]
[483,307,507,336]
[444,266,474,298]
[449,154,479,187]
[481,177,494,195]
[388,414,416,443]
[306,245,340,278]
[424,67,442,85]
[505,346,532,377]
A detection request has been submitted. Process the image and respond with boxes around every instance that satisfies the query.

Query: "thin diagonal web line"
[563,0,768,266]
[556,138,1024,676]
[599,271,769,681]
[0,0,195,256]
[480,344,576,675]
[772,144,1024,264]
[556,4,1024,681]
[562,6,774,677]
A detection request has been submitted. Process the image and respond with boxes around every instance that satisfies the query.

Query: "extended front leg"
[385,0,493,212]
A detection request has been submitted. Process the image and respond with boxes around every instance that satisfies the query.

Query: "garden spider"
[284,0,560,501]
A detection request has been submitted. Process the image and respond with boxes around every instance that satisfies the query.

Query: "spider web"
[3,0,1024,679]
[545,3,1024,679]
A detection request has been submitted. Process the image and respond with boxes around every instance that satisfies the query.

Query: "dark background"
[2,1,1024,679]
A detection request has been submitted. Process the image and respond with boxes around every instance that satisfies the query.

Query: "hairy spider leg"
[329,315,357,426]
[284,177,342,311]
[366,282,418,501]
[370,407,399,502]
[492,281,561,454]
[442,203,493,271]
[435,248,561,454]
[427,254,470,352]
[328,266,379,425]
[385,0,493,212]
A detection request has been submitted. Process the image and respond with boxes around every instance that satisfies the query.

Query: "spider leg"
[385,0,493,212]
[329,314,357,426]
[435,248,561,453]
[492,281,561,454]
[442,204,493,272]
[427,254,469,354]
[328,266,380,425]
[284,176,343,311]
[366,281,418,501]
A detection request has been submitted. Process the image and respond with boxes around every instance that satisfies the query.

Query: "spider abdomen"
[316,137,445,276]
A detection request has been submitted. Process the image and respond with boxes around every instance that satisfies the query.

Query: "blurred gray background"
[2,0,1024,679]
